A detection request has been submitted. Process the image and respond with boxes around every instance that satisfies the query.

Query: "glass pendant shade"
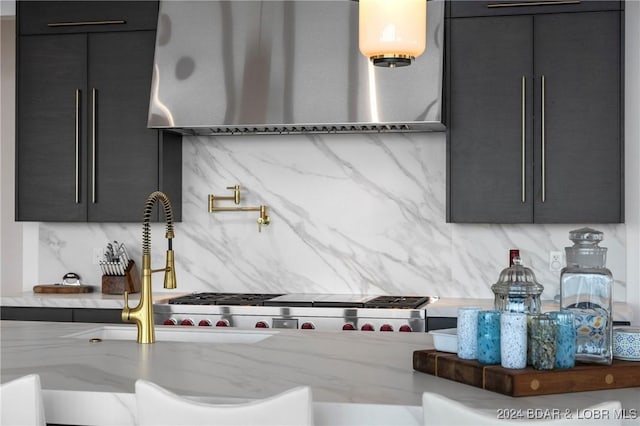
[359,0,427,67]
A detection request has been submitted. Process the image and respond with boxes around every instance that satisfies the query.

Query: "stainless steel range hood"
[148,0,444,135]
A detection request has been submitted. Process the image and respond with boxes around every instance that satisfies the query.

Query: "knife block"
[101,260,141,294]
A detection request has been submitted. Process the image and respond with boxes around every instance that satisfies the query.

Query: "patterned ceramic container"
[613,327,640,361]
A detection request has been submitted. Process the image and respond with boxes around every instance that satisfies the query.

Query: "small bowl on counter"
[428,328,457,353]
[613,326,640,361]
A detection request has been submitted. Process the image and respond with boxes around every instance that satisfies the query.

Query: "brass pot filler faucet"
[122,191,177,344]
[208,185,270,232]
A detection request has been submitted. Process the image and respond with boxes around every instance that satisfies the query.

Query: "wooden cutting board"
[413,349,640,397]
[33,284,94,294]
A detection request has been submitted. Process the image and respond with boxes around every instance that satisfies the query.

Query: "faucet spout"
[122,191,176,344]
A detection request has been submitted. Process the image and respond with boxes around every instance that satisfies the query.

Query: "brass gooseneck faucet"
[122,191,176,344]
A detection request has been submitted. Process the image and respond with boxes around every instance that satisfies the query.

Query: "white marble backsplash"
[36,132,627,301]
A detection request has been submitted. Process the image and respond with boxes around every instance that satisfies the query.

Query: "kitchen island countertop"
[1,320,638,425]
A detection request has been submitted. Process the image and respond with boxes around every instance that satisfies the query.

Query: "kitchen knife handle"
[91,88,97,203]
[75,89,80,204]
[521,76,526,203]
[541,75,546,203]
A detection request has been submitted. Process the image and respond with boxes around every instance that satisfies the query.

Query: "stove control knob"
[180,319,194,326]
[163,318,177,326]
[380,324,394,332]
[361,323,375,331]
[215,320,230,327]
[342,323,356,331]
[255,321,269,328]
[198,319,212,327]
[301,322,315,330]
[399,324,413,332]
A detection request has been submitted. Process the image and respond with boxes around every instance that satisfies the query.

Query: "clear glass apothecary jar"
[560,227,613,365]
[491,256,544,314]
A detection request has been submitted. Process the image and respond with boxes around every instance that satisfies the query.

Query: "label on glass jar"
[573,309,608,353]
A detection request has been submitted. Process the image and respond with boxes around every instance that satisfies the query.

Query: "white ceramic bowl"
[613,326,640,361]
[428,328,457,353]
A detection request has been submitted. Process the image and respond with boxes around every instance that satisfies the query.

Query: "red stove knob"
[399,324,413,332]
[198,319,212,327]
[361,323,375,331]
[180,319,194,326]
[255,321,269,328]
[301,322,315,330]
[380,324,394,332]
[342,323,356,331]
[163,318,177,326]
[215,320,230,327]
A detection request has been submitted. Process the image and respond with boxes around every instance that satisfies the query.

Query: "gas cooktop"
[158,293,438,332]
[167,293,435,309]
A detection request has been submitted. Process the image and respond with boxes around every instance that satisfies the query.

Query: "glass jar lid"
[565,227,608,268]
[491,256,544,296]
[569,227,604,244]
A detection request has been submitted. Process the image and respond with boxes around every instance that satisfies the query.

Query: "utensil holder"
[101,260,141,294]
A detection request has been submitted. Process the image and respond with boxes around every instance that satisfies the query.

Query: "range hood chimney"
[148,0,444,136]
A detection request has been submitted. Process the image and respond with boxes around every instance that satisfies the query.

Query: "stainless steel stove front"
[153,304,428,332]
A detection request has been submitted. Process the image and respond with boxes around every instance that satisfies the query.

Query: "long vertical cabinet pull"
[91,88,97,203]
[521,76,526,203]
[541,75,546,203]
[75,89,81,204]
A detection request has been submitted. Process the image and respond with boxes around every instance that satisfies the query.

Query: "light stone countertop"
[0,291,187,308]
[1,292,634,323]
[1,320,639,425]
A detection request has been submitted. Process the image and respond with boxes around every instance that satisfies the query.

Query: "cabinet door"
[447,16,534,223]
[533,12,622,223]
[19,1,159,35]
[448,0,621,18]
[87,31,159,222]
[16,34,88,221]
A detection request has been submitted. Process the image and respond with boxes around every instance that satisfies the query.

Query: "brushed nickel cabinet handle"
[541,75,546,203]
[521,76,526,203]
[75,89,80,204]
[91,88,97,204]
[488,1,580,8]
[48,20,126,27]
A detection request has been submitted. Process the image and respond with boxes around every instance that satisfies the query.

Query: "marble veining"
[32,132,626,301]
[2,321,639,426]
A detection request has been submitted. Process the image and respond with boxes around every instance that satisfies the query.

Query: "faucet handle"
[257,205,270,232]
[226,185,241,204]
[122,291,131,322]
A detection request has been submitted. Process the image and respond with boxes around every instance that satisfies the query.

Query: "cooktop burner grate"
[168,293,284,306]
[363,296,432,309]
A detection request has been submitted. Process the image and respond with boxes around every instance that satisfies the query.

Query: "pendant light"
[359,0,427,68]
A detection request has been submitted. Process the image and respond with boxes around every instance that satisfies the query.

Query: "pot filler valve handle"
[257,205,270,232]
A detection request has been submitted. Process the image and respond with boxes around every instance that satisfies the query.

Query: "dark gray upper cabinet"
[446,9,623,223]
[447,0,622,18]
[18,1,159,35]
[16,1,182,222]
